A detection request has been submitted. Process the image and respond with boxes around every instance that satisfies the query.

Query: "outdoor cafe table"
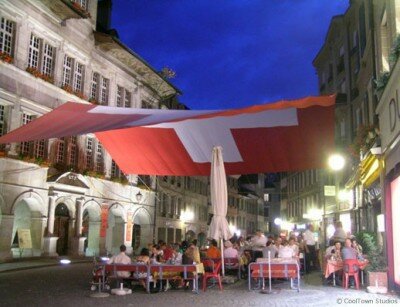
[324,258,369,286]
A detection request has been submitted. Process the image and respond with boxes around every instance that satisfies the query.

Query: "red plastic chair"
[342,259,360,290]
[202,261,223,291]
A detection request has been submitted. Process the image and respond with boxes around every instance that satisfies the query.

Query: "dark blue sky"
[111,0,348,110]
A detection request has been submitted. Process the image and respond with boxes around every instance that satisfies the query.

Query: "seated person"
[150,244,163,264]
[107,244,132,287]
[351,238,363,259]
[325,241,342,261]
[134,248,151,289]
[278,240,296,259]
[224,240,239,258]
[206,239,221,259]
[262,241,278,259]
[342,238,357,260]
[288,237,299,257]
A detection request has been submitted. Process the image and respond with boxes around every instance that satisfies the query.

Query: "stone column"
[47,195,57,236]
[43,195,59,256]
[72,198,86,256]
[75,198,84,237]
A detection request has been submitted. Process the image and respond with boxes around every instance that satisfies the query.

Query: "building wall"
[0,0,176,259]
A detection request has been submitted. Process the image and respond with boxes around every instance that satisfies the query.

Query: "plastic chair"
[342,259,360,290]
[202,261,223,291]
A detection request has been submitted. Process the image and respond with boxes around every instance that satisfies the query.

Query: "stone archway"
[132,208,152,253]
[54,203,70,255]
[82,201,101,256]
[11,197,45,258]
[106,204,125,255]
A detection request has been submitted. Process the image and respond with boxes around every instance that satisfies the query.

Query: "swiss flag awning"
[0,95,335,176]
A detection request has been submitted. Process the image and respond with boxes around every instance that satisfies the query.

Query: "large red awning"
[0,95,335,176]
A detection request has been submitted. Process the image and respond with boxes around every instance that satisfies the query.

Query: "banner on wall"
[100,204,109,238]
[126,211,134,242]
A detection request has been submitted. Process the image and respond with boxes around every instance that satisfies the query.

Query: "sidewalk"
[0,257,92,273]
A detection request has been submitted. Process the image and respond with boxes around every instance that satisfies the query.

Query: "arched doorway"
[11,198,43,257]
[132,208,152,253]
[82,202,101,256]
[106,205,125,255]
[54,203,70,255]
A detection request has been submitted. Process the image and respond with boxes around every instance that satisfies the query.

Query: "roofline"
[98,32,182,95]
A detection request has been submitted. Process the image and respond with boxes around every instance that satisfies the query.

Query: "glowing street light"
[328,154,345,171]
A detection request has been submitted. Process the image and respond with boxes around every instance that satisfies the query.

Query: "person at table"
[262,241,278,259]
[224,240,239,258]
[351,238,363,259]
[251,230,268,261]
[192,239,201,264]
[342,238,358,260]
[206,239,221,259]
[107,244,132,287]
[278,240,297,258]
[160,242,174,262]
[288,236,299,257]
[325,241,342,261]
[303,224,317,273]
[134,247,151,289]
[171,243,183,264]
[330,221,347,244]
[150,244,163,264]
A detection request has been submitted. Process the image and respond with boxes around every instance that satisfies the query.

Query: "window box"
[0,51,13,64]
[26,67,54,84]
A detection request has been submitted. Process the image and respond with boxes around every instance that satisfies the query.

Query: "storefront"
[376,59,400,292]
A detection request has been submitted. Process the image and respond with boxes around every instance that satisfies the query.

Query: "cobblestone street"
[0,263,398,307]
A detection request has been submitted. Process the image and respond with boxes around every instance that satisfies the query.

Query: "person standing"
[303,224,316,273]
[251,230,267,261]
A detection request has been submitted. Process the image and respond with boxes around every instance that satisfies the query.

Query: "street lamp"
[328,154,345,171]
[135,191,143,203]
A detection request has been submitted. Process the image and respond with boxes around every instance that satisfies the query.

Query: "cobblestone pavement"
[0,263,398,307]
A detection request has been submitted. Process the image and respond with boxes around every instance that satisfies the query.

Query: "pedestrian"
[303,224,317,273]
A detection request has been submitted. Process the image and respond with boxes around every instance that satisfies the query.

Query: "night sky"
[111,0,349,110]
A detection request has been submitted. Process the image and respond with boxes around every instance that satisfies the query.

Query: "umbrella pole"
[221,238,225,276]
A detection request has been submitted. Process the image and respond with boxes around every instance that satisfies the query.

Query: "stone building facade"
[0,0,178,260]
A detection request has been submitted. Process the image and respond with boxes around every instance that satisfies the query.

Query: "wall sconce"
[135,191,143,203]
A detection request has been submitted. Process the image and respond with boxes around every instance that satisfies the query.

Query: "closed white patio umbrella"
[208,146,232,276]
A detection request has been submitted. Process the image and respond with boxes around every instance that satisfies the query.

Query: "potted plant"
[356,232,388,290]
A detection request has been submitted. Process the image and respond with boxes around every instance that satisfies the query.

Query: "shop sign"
[100,204,108,237]
[125,211,133,242]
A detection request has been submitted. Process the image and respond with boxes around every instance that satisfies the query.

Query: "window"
[20,113,33,155]
[116,86,123,107]
[86,137,93,169]
[34,139,46,159]
[90,72,99,101]
[111,160,122,178]
[116,86,132,108]
[359,3,366,56]
[72,0,88,10]
[28,34,55,77]
[100,78,109,105]
[95,142,103,173]
[68,136,77,166]
[90,73,108,105]
[56,138,65,163]
[352,30,358,49]
[73,62,84,93]
[0,17,15,56]
[62,56,85,93]
[0,105,5,136]
[62,56,73,87]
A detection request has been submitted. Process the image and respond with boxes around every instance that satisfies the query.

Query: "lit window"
[28,34,55,77]
[124,90,131,108]
[68,136,77,166]
[0,105,5,136]
[56,138,65,163]
[34,139,45,159]
[90,72,99,101]
[86,137,93,169]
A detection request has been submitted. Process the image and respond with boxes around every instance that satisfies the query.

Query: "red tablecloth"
[324,259,369,278]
